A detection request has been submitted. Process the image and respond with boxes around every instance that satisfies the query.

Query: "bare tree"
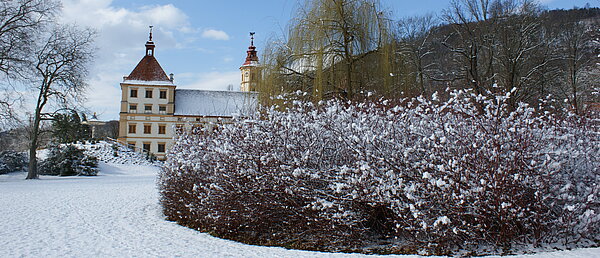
[265,0,394,101]
[491,0,547,106]
[442,0,497,95]
[26,25,95,179]
[0,0,58,75]
[557,19,597,114]
[0,0,59,128]
[397,14,438,95]
[0,86,18,128]
[441,0,555,109]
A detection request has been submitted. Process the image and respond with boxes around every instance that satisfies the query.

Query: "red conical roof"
[127,55,170,81]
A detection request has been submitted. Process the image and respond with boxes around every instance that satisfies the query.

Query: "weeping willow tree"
[259,0,397,103]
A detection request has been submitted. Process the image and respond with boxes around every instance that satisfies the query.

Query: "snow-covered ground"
[0,144,598,257]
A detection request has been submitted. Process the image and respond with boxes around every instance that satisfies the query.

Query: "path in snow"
[1,162,598,257]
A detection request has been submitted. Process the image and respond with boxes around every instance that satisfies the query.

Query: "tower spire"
[243,32,258,65]
[145,25,155,56]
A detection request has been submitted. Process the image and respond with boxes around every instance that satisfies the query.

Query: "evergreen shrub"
[39,144,98,176]
[0,151,28,174]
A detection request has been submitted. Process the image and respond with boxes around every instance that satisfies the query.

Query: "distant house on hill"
[117,28,260,160]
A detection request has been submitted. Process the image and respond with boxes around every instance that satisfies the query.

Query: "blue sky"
[59,0,599,120]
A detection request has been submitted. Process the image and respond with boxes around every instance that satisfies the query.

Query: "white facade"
[118,80,257,160]
[117,32,259,160]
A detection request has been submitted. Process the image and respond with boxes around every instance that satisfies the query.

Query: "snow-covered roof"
[241,61,259,67]
[174,89,258,117]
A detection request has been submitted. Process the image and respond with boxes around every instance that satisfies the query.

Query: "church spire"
[145,25,155,56]
[243,32,258,65]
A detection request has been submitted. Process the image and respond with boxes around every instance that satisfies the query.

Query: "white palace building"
[117,30,260,160]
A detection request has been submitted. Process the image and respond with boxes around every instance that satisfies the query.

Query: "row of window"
[128,123,167,135]
[129,104,167,114]
[130,89,168,99]
[128,142,166,153]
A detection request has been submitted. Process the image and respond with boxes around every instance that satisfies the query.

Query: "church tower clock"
[240,32,260,92]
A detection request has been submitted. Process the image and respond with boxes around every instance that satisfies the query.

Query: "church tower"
[240,32,260,92]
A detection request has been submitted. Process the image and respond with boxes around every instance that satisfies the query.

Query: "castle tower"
[118,26,176,159]
[240,32,260,92]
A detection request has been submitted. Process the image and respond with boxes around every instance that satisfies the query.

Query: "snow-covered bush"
[159,90,599,255]
[0,151,27,174]
[39,144,98,176]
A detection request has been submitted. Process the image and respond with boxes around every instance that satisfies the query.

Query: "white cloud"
[56,1,238,120]
[177,71,240,91]
[82,71,124,119]
[536,0,555,4]
[58,0,197,120]
[201,29,230,41]
[61,1,193,52]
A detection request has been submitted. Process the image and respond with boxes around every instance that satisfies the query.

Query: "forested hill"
[543,7,600,24]
[418,7,600,108]
[260,2,599,115]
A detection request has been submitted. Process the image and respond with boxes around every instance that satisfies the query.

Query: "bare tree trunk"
[337,0,354,99]
[418,58,425,94]
[26,81,48,179]
[26,118,40,179]
[570,59,579,114]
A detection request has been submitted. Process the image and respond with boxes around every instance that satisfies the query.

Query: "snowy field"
[0,151,598,257]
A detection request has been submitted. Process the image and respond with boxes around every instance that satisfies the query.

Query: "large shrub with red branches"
[159,90,599,255]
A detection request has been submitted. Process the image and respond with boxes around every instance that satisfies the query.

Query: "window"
[159,105,166,114]
[145,105,152,114]
[145,89,153,98]
[143,143,151,153]
[160,90,167,99]
[143,124,151,134]
[127,142,136,149]
[195,118,201,122]
[128,124,136,134]
[129,104,137,113]
[130,89,138,98]
[158,125,166,134]
[157,143,166,153]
